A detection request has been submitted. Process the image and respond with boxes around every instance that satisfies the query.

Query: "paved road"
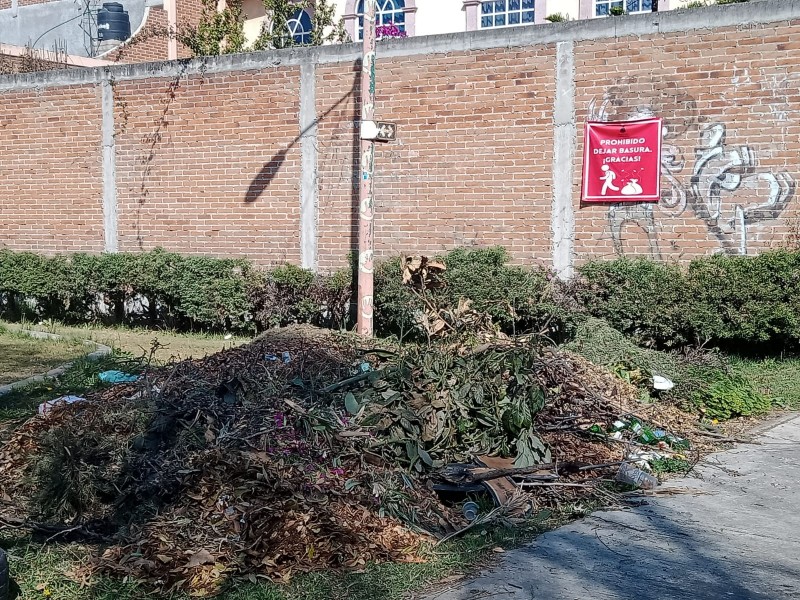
[423,414,800,600]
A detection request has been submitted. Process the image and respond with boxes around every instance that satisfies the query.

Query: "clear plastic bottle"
[616,463,658,490]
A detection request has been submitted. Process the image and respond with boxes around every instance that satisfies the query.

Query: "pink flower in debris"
[329,468,346,477]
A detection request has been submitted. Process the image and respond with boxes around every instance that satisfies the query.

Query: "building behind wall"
[0,0,203,64]
[2,0,745,67]
[242,0,720,46]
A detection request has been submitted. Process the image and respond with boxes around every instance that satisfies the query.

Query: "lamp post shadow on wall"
[244,75,360,203]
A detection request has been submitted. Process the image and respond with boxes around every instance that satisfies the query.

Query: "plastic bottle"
[616,463,658,490]
[462,501,480,521]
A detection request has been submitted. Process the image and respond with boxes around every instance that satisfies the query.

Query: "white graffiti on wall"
[589,90,797,257]
[690,123,795,254]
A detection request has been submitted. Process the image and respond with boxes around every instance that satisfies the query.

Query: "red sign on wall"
[581,117,663,203]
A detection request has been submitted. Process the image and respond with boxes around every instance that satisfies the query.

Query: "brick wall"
[176,0,206,58]
[316,47,556,271]
[0,52,66,73]
[0,85,104,253]
[1,2,799,273]
[572,23,800,263]
[0,53,30,74]
[101,2,206,64]
[112,68,302,263]
[176,0,204,28]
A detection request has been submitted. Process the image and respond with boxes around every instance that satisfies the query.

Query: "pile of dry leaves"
[0,326,703,596]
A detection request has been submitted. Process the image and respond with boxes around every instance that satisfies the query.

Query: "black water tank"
[97,2,131,42]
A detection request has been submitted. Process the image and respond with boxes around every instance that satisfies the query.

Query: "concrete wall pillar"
[551,40,576,279]
[299,61,318,271]
[101,73,118,253]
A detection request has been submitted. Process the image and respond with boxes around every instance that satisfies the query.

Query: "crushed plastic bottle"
[616,462,659,490]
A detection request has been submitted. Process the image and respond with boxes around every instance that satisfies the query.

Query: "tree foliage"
[179,0,347,57]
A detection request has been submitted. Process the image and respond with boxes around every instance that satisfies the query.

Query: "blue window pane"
[596,2,608,15]
[481,15,492,26]
[642,0,652,9]
[509,12,520,24]
[357,0,364,11]
[298,10,311,28]
[392,11,405,22]
[495,0,505,11]
[522,0,534,7]
[509,0,520,9]
[288,9,312,44]
[495,13,505,25]
[627,0,640,10]
[522,9,534,22]
[481,1,492,13]
[611,0,623,9]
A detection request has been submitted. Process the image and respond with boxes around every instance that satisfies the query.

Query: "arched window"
[356,0,406,41]
[287,9,313,45]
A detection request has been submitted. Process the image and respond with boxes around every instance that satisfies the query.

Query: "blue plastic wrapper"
[98,370,139,384]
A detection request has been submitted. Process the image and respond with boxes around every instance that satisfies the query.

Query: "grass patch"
[563,317,727,405]
[730,356,800,409]
[0,326,88,385]
[1,320,250,365]
[0,352,139,423]
[651,457,693,475]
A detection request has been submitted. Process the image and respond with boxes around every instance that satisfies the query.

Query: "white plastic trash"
[652,375,674,391]
[38,395,86,416]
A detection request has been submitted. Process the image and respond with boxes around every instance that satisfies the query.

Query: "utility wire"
[30,6,88,49]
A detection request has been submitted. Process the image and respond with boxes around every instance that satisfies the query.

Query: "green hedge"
[576,250,800,350]
[0,249,355,333]
[3,247,800,350]
[0,249,254,330]
[374,247,572,340]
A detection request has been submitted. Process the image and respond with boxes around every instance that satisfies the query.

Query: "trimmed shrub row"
[373,247,568,340]
[1,246,799,351]
[0,249,350,333]
[576,251,800,350]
